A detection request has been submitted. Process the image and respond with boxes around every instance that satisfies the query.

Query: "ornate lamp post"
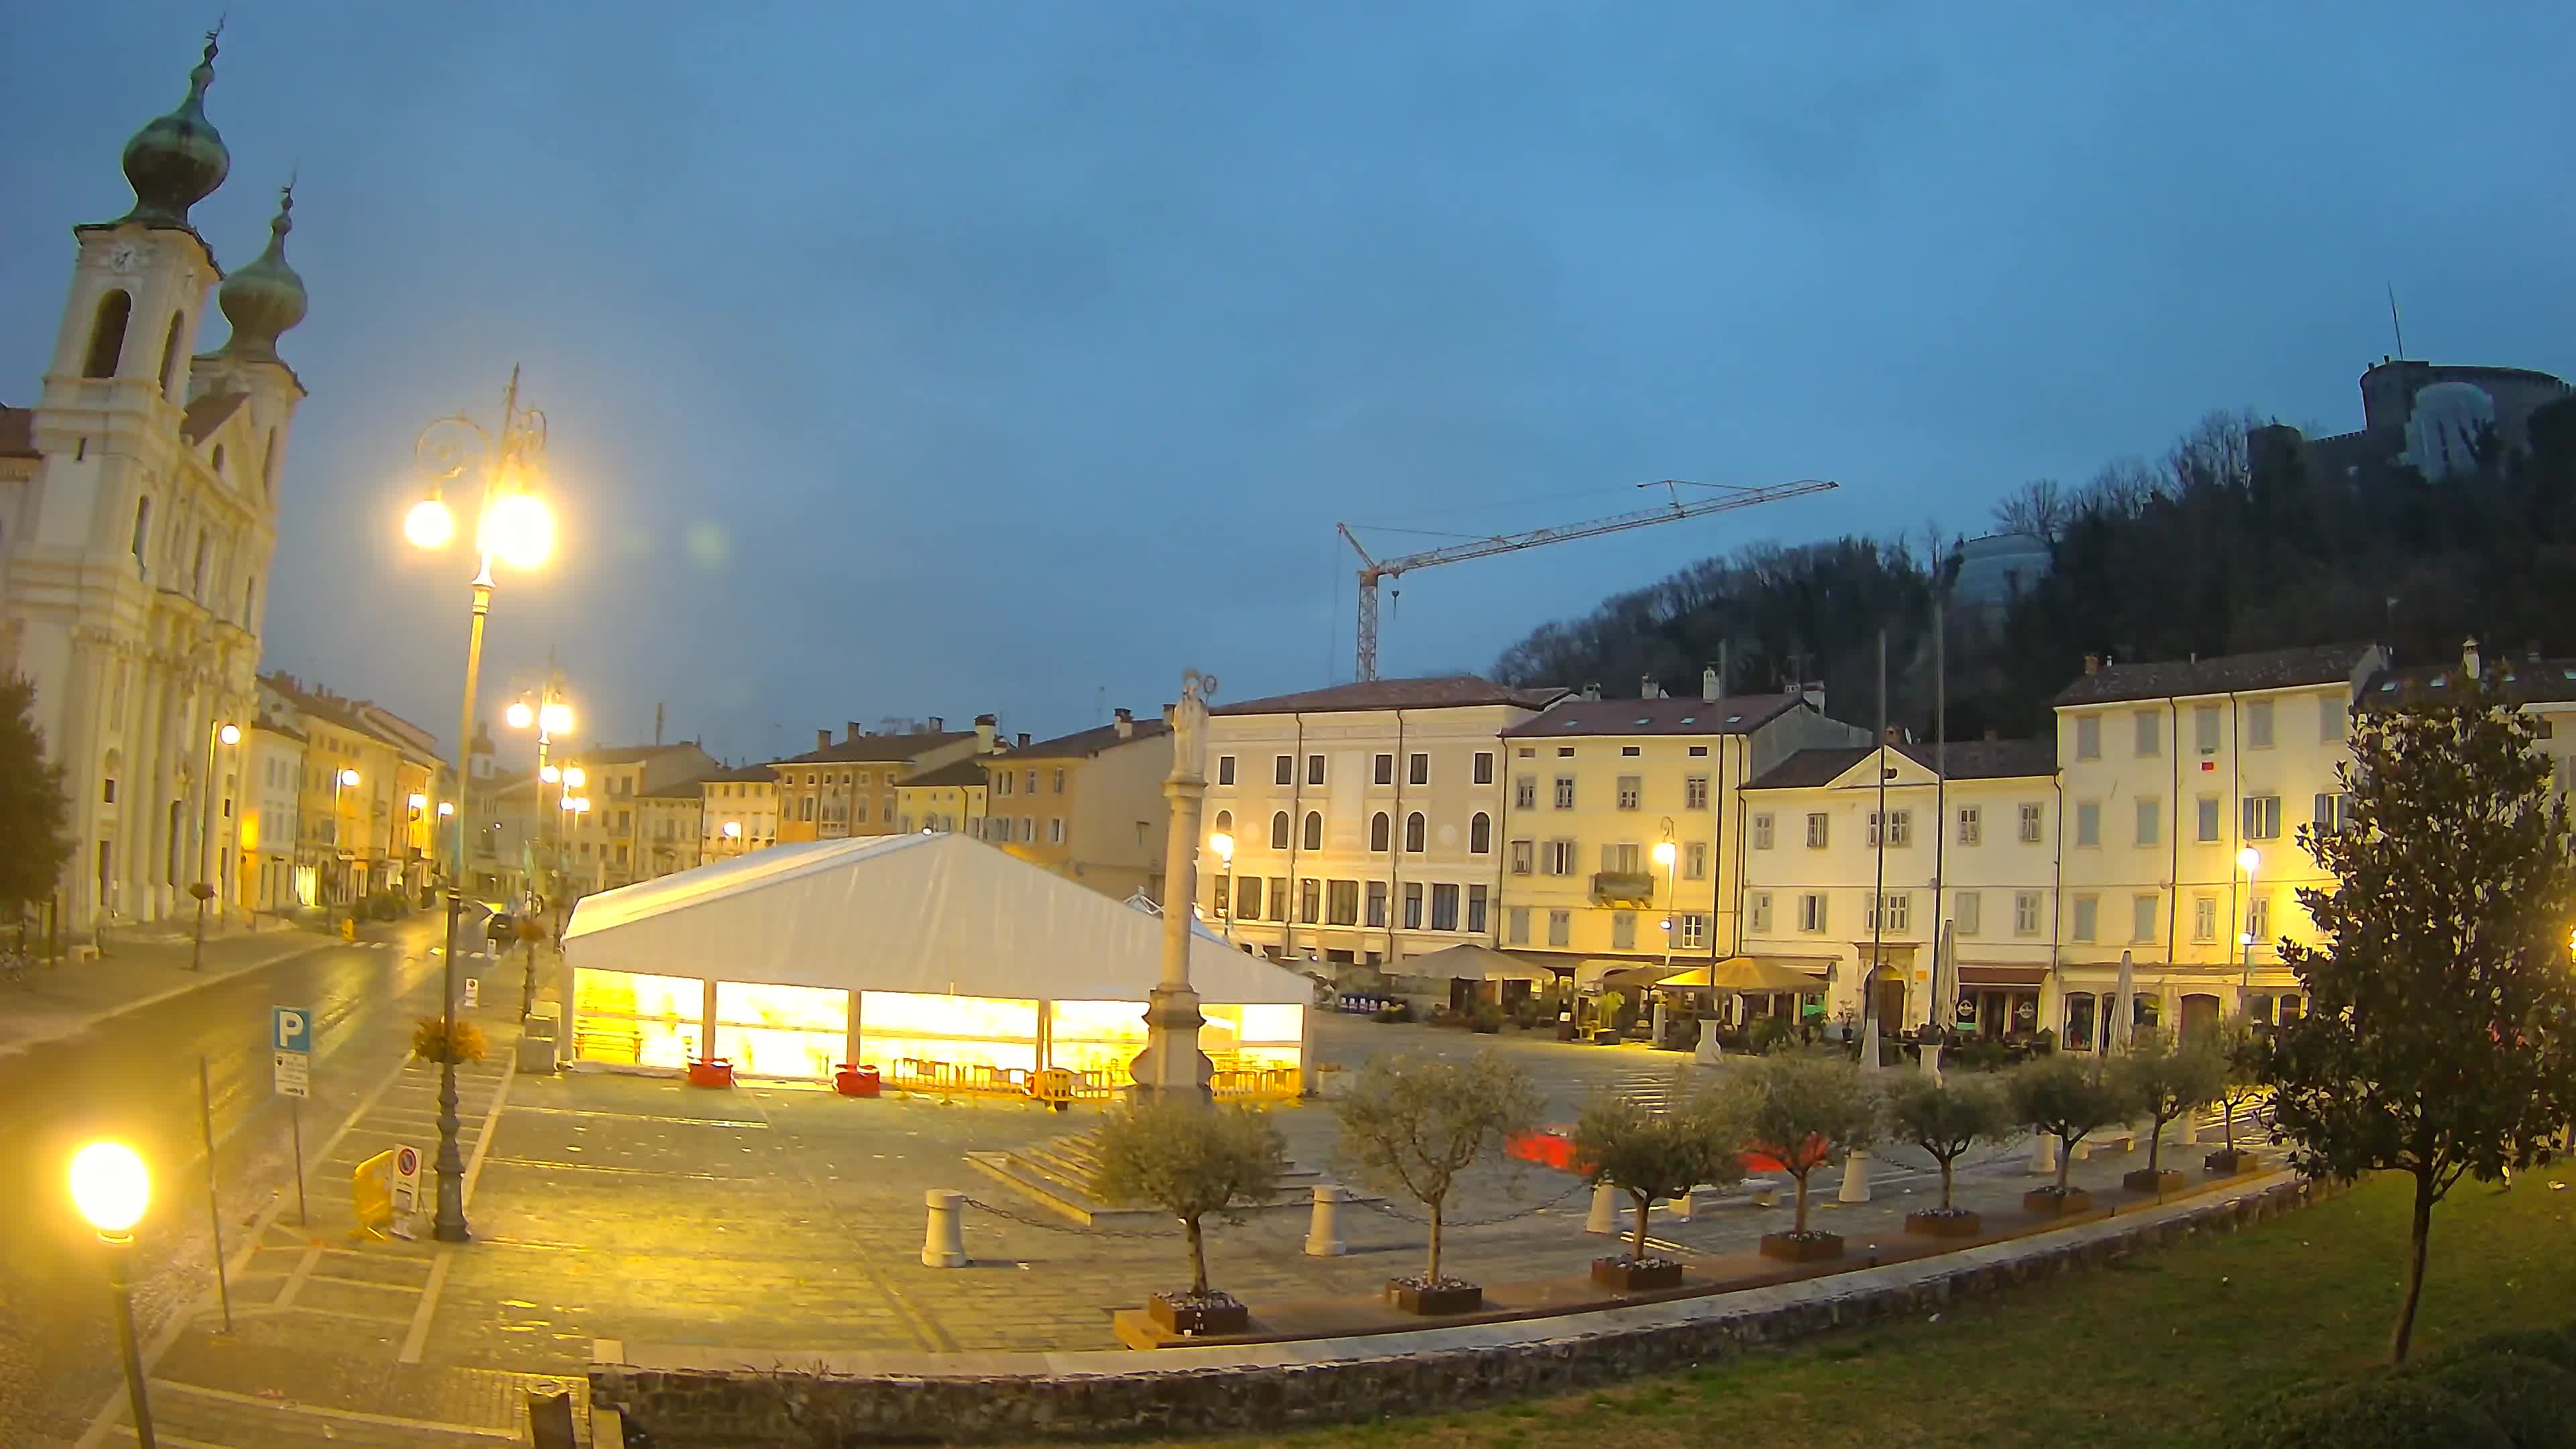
[1129,670,1217,1106]
[403,368,555,1244]
[332,767,360,908]
[2236,846,2261,1002]
[1209,830,1235,943]
[70,1142,155,1448]
[191,721,241,969]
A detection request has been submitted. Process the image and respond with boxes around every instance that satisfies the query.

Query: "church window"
[130,497,153,573]
[211,444,225,478]
[85,290,130,378]
[158,313,186,398]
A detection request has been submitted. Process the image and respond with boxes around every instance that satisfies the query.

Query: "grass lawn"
[1136,1167,2576,1449]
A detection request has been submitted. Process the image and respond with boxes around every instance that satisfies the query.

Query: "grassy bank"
[1144,1166,2576,1449]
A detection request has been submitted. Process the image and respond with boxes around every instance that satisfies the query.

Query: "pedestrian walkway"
[0,921,349,1057]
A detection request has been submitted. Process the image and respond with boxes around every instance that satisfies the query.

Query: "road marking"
[399,1042,517,1366]
[396,1250,455,1364]
[105,1428,230,1448]
[273,1242,324,1308]
[151,1380,520,1439]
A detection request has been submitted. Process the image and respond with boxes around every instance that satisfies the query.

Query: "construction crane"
[1337,477,1839,682]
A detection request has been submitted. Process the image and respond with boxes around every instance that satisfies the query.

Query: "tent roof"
[563,833,1311,1005]
[1403,943,1560,982]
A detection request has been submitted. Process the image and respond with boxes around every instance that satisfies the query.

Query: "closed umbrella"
[1858,961,1882,1072]
[2112,949,2135,1053]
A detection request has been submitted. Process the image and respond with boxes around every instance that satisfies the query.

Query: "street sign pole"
[272,1007,313,1226]
[290,1099,307,1226]
[198,1056,232,1334]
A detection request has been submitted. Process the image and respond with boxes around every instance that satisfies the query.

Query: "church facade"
[0,32,311,928]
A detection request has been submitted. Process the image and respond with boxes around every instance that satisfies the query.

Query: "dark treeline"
[1493,396,2576,739]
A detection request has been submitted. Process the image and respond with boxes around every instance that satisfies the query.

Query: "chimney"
[1016,732,1030,748]
[1114,707,1134,739]
[1882,726,1902,745]
[816,728,832,751]
[2462,637,2481,679]
[1701,665,1719,702]
[928,716,945,733]
[845,720,864,744]
[1582,682,1601,702]
[975,714,998,753]
[2083,653,2101,675]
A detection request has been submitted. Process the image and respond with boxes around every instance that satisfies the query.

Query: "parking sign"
[272,1006,311,1055]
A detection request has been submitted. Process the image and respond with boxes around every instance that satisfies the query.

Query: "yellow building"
[698,763,780,861]
[894,756,987,837]
[981,708,1173,900]
[560,743,718,893]
[773,718,989,844]
[635,782,703,881]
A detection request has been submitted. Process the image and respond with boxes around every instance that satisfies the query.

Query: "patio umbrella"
[1932,920,1957,1032]
[2112,949,2135,1053]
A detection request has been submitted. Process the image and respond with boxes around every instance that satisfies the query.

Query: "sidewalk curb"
[1,933,374,1058]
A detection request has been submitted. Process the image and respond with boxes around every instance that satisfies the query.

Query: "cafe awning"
[1656,955,1829,994]
[1957,963,2049,986]
[1404,943,1560,982]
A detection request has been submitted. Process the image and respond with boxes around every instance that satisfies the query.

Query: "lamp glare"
[481,493,555,571]
[539,702,573,735]
[504,700,534,731]
[69,1142,150,1235]
[404,496,455,549]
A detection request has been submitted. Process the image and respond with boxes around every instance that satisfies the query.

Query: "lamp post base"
[431,887,471,1243]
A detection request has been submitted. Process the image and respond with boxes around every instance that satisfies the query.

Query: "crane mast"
[1339,477,1838,682]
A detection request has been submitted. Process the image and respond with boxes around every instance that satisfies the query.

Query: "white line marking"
[152,1380,519,1439]
[397,1250,453,1364]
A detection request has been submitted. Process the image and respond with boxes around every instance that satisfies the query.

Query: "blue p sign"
[272,1006,311,1055]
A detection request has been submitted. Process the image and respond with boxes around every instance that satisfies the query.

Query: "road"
[0,910,502,1443]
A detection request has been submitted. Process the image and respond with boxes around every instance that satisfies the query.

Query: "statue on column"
[1130,667,1219,1108]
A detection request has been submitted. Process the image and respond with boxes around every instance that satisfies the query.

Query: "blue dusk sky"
[3,3,2569,763]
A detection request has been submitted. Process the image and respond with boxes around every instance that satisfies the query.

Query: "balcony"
[1591,870,1656,905]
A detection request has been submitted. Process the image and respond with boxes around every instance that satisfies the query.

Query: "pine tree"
[0,675,74,920]
[2265,668,2576,1364]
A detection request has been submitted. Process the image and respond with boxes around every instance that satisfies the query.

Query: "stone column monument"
[1128,669,1218,1107]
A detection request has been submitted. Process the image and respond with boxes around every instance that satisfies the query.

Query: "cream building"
[0,36,308,928]
[984,708,1173,901]
[698,763,780,860]
[2050,643,2386,1046]
[1737,737,2060,1032]
[635,781,704,881]
[894,756,987,839]
[772,718,989,844]
[1494,672,1864,979]
[1203,676,1564,969]
[562,742,718,892]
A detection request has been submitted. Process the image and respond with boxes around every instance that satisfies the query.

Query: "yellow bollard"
[353,1148,396,1240]
[341,916,357,943]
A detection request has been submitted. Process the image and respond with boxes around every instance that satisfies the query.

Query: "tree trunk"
[1185,1215,1209,1297]
[1629,1190,1651,1262]
[1939,1157,1955,1212]
[2147,1110,2165,1175]
[1427,1199,1445,1283]
[2222,1098,2237,1153]
[1792,1172,1811,1234]
[2055,1134,2075,1193]
[2388,1169,2436,1365]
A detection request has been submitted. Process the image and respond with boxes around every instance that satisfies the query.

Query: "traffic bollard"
[1837,1148,1873,1203]
[1585,1182,1619,1234]
[1304,1184,1348,1256]
[2030,1132,2059,1176]
[921,1189,967,1268]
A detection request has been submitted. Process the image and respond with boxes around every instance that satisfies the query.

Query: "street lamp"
[70,1142,155,1448]
[193,719,243,971]
[405,368,555,1244]
[1209,830,1236,943]
[506,682,575,918]
[1652,833,1678,971]
[2237,847,2262,992]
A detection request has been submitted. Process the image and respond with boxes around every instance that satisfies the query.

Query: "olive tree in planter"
[2008,1053,2127,1216]
[2113,1028,2226,1196]
[1090,1100,1288,1336]
[1572,1089,1741,1291]
[2206,1015,2269,1174]
[1715,1053,1881,1262]
[1335,1051,1541,1314]
[1888,1072,2017,1237]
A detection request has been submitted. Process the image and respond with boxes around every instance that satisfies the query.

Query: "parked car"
[486,910,518,946]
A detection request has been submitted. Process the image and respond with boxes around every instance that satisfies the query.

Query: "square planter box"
[2123,1167,2186,1195]
[1590,1256,1684,1291]
[2205,1148,2261,1175]
[1146,1291,1248,1337]
[1758,1231,1844,1263]
[833,1065,880,1097]
[685,1059,734,1089]
[1385,1279,1485,1315]
[2023,1187,2094,1217]
[1904,1208,1984,1238]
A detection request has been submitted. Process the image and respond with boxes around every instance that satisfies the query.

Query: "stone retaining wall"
[593,1175,2326,1446]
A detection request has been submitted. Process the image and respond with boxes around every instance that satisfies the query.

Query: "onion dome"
[119,31,230,229]
[215,186,307,362]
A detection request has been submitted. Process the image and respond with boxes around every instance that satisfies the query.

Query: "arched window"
[1301,811,1322,851]
[158,312,186,398]
[84,290,131,378]
[261,429,279,499]
[1213,809,1232,835]
[1404,812,1426,853]
[1470,812,1492,854]
[1369,812,1390,852]
[129,496,153,572]
[1270,811,1290,850]
[210,443,226,478]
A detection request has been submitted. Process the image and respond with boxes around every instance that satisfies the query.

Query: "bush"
[2417,1353,2576,1448]
[1750,1016,1797,1055]
[411,1016,487,1065]
[1372,1002,1413,1024]
[1470,1006,1503,1034]
[2227,1375,2509,1449]
[2414,1327,2576,1375]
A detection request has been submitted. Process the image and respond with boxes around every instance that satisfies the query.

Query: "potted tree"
[2114,1028,2226,1196]
[1888,1072,2017,1237]
[1336,1052,1540,1315]
[1716,1053,1882,1262]
[1572,1089,1739,1291]
[2206,1015,2268,1174]
[1090,1099,1287,1336]
[2008,1054,2127,1216]
[411,1016,488,1066]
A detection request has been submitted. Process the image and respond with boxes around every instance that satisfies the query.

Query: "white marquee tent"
[559,832,1313,1085]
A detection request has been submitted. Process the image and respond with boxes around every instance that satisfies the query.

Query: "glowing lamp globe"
[404,496,456,549]
[70,1142,150,1236]
[437,802,454,817]
[505,700,534,731]
[337,768,360,788]
[723,820,743,839]
[480,493,555,571]
[217,723,241,746]
[408,793,428,811]
[1210,830,1234,862]
[563,767,586,789]
[1652,841,1676,867]
[539,765,560,784]
[539,702,573,735]
[2236,847,2261,873]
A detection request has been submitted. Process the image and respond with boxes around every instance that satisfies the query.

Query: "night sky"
[5,3,2569,764]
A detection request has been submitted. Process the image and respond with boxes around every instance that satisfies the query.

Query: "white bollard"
[1920,1043,1944,1084]
[1837,1149,1872,1203]
[2030,1132,2059,1176]
[2177,1112,2200,1147]
[1669,1187,1695,1222]
[1585,1182,1621,1234]
[921,1189,967,1268]
[1304,1184,1348,1256]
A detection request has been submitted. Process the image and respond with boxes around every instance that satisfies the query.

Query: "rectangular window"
[1617,775,1642,810]
[1274,755,1293,786]
[1680,913,1709,949]
[1299,877,1322,924]
[1611,912,1635,951]
[2015,891,2043,936]
[2192,895,2217,943]
[1374,753,1394,786]
[1023,771,1038,796]
[2195,705,2220,754]
[1307,754,1325,786]
[2076,715,2101,761]
[1236,876,1263,921]
[1683,841,1707,881]
[1956,891,1982,936]
[2247,894,2271,945]
[1749,891,1773,934]
[1547,909,1570,948]
[1326,879,1359,926]
[1805,812,1829,849]
[1509,839,1533,875]
[1048,817,1065,845]
[1408,753,1429,786]
[1430,883,1460,931]
[1506,904,1529,945]
[2072,894,2098,942]
[1544,839,1576,875]
[2132,894,2159,943]
[2019,802,2043,843]
[1957,806,1981,845]
[1867,809,1911,847]
[1473,752,1495,785]
[2246,700,2275,749]
[2075,800,2100,847]
[1866,892,1911,934]
[2313,792,2355,833]
[1051,769,1067,793]
[1366,880,1388,927]
[1466,884,1488,934]
[1798,893,1828,933]
[1397,882,1419,928]
[1217,755,1235,786]
[1514,775,1537,809]
[2135,797,2160,847]
[2197,796,2221,842]
[1605,841,1641,873]
[1684,775,1709,809]
[2135,708,2161,758]
[1553,775,1575,808]
[2321,696,2347,742]
[1263,877,1287,922]
[1212,876,1231,918]
[1753,813,1775,850]
[2243,794,2282,841]
[1621,746,1641,757]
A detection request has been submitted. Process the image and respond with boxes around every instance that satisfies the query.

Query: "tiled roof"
[772,731,974,765]
[1005,718,1171,760]
[2361,657,2576,709]
[180,390,248,444]
[697,763,780,784]
[2052,643,2379,707]
[639,781,710,801]
[1213,676,1564,716]
[0,407,36,458]
[1500,693,1803,739]
[583,743,713,765]
[1746,738,2057,791]
[902,757,992,789]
